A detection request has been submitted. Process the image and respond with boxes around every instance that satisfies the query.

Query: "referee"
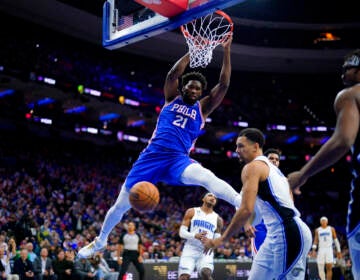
[117,221,145,280]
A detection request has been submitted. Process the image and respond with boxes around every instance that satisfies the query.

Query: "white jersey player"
[203,128,312,280]
[178,193,223,280]
[312,216,342,280]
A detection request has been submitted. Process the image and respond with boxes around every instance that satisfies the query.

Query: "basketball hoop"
[181,10,233,68]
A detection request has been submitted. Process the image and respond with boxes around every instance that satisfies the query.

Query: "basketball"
[129,181,160,213]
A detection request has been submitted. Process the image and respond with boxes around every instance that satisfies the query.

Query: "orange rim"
[181,10,233,44]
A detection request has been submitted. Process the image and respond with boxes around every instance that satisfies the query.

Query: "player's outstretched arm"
[164,53,190,103]
[288,88,359,194]
[200,35,232,118]
[203,161,259,254]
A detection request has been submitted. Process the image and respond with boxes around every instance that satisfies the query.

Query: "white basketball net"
[181,11,233,68]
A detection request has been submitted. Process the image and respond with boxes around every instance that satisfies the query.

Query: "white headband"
[343,55,360,68]
[320,216,328,222]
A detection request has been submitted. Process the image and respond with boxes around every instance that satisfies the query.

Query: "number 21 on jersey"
[173,115,188,129]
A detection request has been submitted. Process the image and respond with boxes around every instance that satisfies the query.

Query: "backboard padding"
[103,0,247,50]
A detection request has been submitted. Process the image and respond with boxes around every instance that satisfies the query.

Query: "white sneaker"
[77,238,105,259]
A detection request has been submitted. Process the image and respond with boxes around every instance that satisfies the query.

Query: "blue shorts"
[125,144,198,190]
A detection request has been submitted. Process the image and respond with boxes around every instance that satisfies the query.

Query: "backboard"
[103,0,246,50]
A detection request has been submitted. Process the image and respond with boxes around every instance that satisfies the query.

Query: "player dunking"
[78,35,242,259]
[178,192,223,280]
[288,49,360,279]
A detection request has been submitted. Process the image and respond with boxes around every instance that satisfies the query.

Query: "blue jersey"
[125,96,205,189]
[149,96,204,153]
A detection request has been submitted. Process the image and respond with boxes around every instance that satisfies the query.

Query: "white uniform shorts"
[317,247,334,264]
[178,244,214,277]
[249,217,312,280]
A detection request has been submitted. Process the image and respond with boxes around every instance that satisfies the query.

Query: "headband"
[343,55,360,68]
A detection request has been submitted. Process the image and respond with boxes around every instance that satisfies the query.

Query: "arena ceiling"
[1,0,360,73]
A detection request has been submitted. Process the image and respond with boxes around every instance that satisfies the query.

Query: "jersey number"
[173,115,188,129]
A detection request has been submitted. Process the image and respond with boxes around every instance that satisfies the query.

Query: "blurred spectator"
[223,248,235,259]
[33,248,55,280]
[73,258,96,280]
[92,252,118,280]
[25,244,36,263]
[88,255,102,280]
[0,247,19,280]
[147,243,163,260]
[52,249,74,280]
[13,249,35,280]
[0,235,8,252]
[37,221,52,244]
[7,238,17,259]
[237,248,251,262]
[64,250,75,263]
[102,244,119,272]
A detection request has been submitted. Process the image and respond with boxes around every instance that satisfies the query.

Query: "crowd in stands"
[0,128,354,279]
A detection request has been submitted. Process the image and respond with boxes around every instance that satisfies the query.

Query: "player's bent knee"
[199,268,212,279]
[194,166,216,181]
[178,274,190,280]
[182,164,220,189]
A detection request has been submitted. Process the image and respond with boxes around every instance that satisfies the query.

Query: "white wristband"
[334,238,341,253]
[179,225,196,240]
[312,244,317,250]
[214,233,221,239]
